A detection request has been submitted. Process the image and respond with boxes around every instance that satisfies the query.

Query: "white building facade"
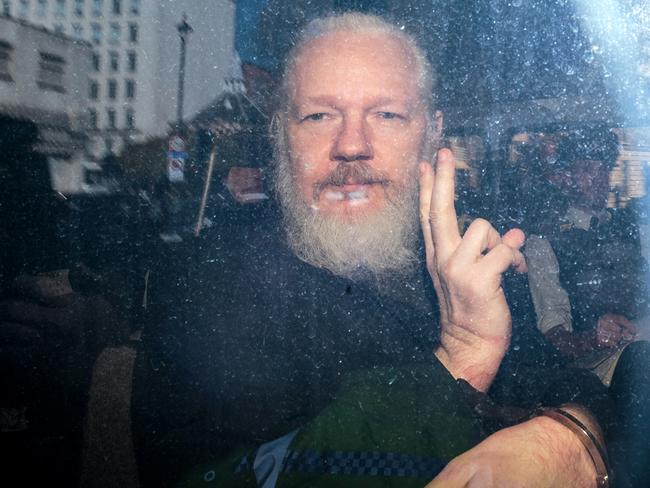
[0,14,95,193]
[5,0,236,157]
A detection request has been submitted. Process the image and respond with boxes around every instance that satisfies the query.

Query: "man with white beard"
[133,12,614,488]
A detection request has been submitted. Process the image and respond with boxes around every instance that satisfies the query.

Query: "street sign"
[167,134,187,182]
[169,135,185,152]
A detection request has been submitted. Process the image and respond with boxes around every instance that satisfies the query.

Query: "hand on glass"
[419,148,527,392]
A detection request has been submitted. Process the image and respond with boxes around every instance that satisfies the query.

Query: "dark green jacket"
[178,362,534,487]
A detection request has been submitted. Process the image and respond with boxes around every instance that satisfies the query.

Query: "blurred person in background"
[524,127,650,486]
[0,116,132,486]
[525,128,647,362]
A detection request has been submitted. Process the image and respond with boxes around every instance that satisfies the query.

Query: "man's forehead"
[292,32,416,73]
[287,31,422,105]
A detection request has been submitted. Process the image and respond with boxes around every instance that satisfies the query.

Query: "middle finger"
[430,148,462,263]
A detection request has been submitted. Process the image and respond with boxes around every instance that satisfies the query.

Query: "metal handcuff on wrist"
[534,407,610,488]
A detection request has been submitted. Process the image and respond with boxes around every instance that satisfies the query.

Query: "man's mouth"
[312,160,391,205]
[322,183,372,203]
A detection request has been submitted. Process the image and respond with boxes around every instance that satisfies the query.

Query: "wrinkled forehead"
[285,31,424,108]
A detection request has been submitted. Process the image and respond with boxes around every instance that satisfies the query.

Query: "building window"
[129,0,138,15]
[89,80,99,99]
[128,22,138,43]
[111,0,120,14]
[54,23,65,34]
[72,23,83,39]
[91,23,101,44]
[0,40,13,82]
[19,0,29,19]
[127,50,136,72]
[55,0,65,17]
[92,52,100,71]
[108,78,117,99]
[37,51,66,92]
[125,107,134,129]
[74,0,83,16]
[125,78,135,99]
[107,108,116,129]
[89,108,98,129]
[92,0,101,16]
[109,51,118,71]
[109,22,120,43]
[36,0,46,17]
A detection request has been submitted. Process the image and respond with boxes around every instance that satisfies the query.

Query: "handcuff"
[534,407,610,488]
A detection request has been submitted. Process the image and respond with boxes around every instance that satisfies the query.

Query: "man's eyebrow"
[368,96,412,108]
[297,95,414,109]
[295,96,338,107]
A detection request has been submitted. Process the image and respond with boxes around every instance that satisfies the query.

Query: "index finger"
[430,148,461,261]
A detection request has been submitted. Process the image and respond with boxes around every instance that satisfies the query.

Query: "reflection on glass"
[2,2,650,487]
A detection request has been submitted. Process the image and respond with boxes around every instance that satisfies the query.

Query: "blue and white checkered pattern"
[282,449,445,479]
[234,448,446,480]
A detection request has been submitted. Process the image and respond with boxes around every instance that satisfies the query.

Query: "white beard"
[273,138,420,283]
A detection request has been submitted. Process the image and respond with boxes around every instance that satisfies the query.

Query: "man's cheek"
[294,170,317,204]
[300,160,318,173]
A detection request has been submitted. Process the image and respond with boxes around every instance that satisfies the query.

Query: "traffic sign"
[167,134,187,182]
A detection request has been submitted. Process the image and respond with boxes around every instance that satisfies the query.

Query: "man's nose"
[331,116,373,162]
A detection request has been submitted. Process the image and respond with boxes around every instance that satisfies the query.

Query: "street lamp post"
[176,13,193,127]
[166,14,192,191]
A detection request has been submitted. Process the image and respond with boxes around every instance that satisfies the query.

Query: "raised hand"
[419,148,526,392]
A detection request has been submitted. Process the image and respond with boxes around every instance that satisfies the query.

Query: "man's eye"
[302,113,327,122]
[377,112,402,120]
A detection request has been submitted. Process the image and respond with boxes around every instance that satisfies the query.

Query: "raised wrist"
[435,332,509,392]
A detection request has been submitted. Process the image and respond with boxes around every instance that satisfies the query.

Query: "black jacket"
[132,213,614,487]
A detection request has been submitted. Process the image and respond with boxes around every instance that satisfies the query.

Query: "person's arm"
[426,404,605,488]
[525,236,636,357]
[545,313,636,359]
[419,149,609,487]
[545,324,598,358]
[525,234,573,334]
[420,149,526,392]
